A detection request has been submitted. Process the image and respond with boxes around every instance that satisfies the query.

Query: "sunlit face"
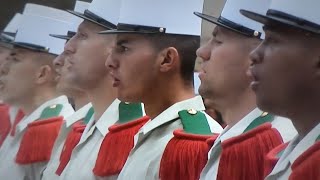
[63,20,114,91]
[106,34,159,102]
[0,48,40,104]
[248,26,320,116]
[197,26,259,103]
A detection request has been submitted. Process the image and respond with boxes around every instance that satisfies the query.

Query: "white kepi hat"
[100,0,204,35]
[241,0,320,34]
[23,3,75,23]
[194,0,271,39]
[50,1,90,40]
[1,13,22,42]
[13,13,71,55]
[67,0,121,29]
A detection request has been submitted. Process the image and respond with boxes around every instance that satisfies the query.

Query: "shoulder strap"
[316,135,320,142]
[39,104,63,119]
[178,109,212,135]
[118,102,143,124]
[83,107,94,124]
[243,112,274,133]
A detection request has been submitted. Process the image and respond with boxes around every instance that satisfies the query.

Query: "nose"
[53,53,65,68]
[196,42,211,62]
[64,36,76,55]
[249,43,264,66]
[105,49,119,70]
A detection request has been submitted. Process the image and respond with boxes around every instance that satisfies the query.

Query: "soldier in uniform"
[41,1,93,179]
[194,0,297,179]
[104,0,223,179]
[53,0,148,179]
[0,13,22,148]
[0,4,75,180]
[241,0,320,179]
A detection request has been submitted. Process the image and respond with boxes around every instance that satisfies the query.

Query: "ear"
[35,65,53,84]
[158,47,180,73]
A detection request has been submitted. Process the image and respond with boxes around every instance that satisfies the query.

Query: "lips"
[198,66,207,80]
[247,66,260,91]
[109,71,120,87]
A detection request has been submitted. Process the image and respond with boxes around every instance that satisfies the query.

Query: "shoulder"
[178,109,222,135]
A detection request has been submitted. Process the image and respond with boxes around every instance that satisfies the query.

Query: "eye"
[76,32,87,39]
[211,36,222,45]
[213,39,222,44]
[7,56,19,62]
[264,36,277,45]
[115,44,129,53]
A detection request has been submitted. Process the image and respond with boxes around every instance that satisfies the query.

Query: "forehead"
[0,46,11,53]
[11,47,29,55]
[213,26,245,40]
[116,33,150,43]
[78,20,105,33]
[263,24,308,37]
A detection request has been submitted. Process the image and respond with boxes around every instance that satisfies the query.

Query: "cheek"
[210,45,247,81]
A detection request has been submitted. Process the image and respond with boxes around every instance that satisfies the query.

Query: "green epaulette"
[118,102,143,124]
[178,109,212,135]
[316,135,320,142]
[83,107,94,124]
[243,112,275,133]
[39,104,63,119]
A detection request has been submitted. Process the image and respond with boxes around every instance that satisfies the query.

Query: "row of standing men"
[0,0,318,179]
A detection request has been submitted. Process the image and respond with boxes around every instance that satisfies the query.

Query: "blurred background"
[0,0,226,70]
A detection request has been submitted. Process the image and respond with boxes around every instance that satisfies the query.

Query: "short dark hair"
[146,34,200,85]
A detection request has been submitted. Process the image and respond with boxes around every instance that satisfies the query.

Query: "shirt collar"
[16,95,70,133]
[288,122,320,164]
[219,107,261,142]
[141,96,205,134]
[65,103,92,127]
[96,99,121,137]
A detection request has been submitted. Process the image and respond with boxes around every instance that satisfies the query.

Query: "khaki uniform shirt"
[117,96,223,180]
[58,99,121,180]
[266,123,320,180]
[0,96,74,180]
[41,103,92,180]
[200,108,298,180]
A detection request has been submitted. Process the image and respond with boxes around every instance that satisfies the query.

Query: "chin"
[256,96,275,114]
[118,91,141,103]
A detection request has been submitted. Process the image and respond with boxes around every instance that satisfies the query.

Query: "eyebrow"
[212,26,223,38]
[10,52,17,56]
[263,25,280,33]
[116,39,129,46]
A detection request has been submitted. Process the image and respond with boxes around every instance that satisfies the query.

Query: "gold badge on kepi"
[187,109,197,115]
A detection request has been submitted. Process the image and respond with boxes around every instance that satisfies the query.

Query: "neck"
[287,109,320,139]
[87,83,117,121]
[72,93,89,111]
[216,90,257,127]
[20,91,57,116]
[144,79,194,119]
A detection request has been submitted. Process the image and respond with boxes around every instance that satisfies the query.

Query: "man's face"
[106,34,158,102]
[0,48,39,104]
[64,20,114,91]
[53,51,84,96]
[197,26,258,103]
[248,26,319,115]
